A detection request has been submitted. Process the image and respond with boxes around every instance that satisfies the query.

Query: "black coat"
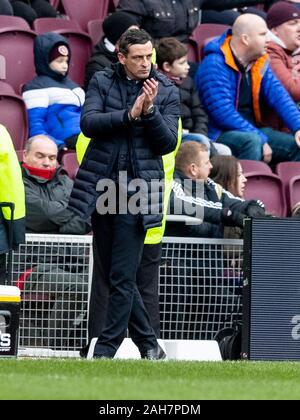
[69,63,180,230]
[117,0,267,41]
[166,171,265,237]
[179,76,208,136]
[84,38,118,91]
[118,0,202,42]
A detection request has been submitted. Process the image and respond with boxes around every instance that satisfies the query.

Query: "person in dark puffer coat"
[69,29,180,360]
[84,11,139,91]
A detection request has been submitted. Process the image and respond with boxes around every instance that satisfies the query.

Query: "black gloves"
[221,208,246,228]
[245,200,265,218]
[222,200,266,229]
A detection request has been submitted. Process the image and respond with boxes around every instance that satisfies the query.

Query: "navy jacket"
[69,63,180,230]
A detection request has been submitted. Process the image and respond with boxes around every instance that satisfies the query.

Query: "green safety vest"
[0,125,25,221]
[76,120,182,244]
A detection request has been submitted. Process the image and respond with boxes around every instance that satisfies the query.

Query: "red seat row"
[240,160,300,217]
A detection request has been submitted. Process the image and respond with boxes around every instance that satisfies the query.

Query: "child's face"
[49,56,69,76]
[169,55,190,79]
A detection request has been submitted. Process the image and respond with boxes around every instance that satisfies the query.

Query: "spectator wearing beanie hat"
[49,44,69,63]
[264,1,300,131]
[266,1,300,29]
[22,32,85,150]
[84,11,139,90]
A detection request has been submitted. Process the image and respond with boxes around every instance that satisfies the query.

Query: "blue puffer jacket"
[68,63,180,230]
[195,30,300,143]
[22,32,85,147]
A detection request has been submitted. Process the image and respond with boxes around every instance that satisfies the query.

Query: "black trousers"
[0,253,6,285]
[88,241,162,339]
[91,211,157,357]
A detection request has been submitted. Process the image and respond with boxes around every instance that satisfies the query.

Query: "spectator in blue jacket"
[196,13,300,163]
[23,32,85,150]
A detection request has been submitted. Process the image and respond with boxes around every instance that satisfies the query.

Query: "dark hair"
[175,141,208,174]
[156,37,188,69]
[210,155,240,196]
[118,28,152,55]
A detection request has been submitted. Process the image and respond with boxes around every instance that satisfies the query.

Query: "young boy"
[156,37,231,156]
[23,32,85,150]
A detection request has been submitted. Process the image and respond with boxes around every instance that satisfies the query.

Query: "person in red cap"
[267,2,300,92]
[22,32,85,151]
[265,1,300,130]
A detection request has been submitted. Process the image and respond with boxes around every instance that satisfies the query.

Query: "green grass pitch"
[1,359,300,400]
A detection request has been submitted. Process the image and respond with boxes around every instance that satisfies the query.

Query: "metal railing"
[11,234,243,357]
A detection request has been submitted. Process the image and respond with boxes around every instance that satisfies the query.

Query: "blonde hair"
[175,141,208,174]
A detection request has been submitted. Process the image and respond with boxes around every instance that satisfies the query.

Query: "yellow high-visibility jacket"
[0,125,25,253]
[75,119,182,245]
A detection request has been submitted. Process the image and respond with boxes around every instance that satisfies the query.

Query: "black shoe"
[140,343,166,360]
[79,344,89,358]
[85,338,114,359]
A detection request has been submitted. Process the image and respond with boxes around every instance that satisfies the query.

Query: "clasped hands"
[130,78,158,119]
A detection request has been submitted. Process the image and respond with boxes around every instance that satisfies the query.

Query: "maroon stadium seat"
[187,41,198,63]
[239,159,273,175]
[244,172,286,217]
[0,27,36,92]
[15,149,24,162]
[87,19,104,45]
[276,162,300,183]
[33,17,81,33]
[61,151,79,180]
[189,23,229,62]
[289,175,300,212]
[61,0,110,31]
[0,15,30,30]
[49,0,61,9]
[0,80,14,94]
[111,0,119,9]
[275,162,300,215]
[0,81,28,150]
